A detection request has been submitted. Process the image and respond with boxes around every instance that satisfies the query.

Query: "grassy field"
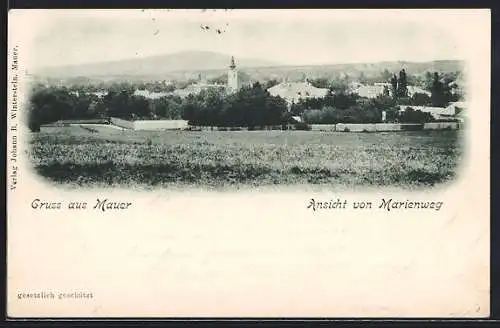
[29,126,463,190]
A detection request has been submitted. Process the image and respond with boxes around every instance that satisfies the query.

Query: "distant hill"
[34,51,281,78]
[243,60,464,80]
[187,60,464,84]
[32,50,464,85]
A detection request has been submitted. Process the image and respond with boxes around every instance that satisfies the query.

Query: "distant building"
[450,101,467,122]
[352,84,388,99]
[398,105,458,120]
[352,83,430,99]
[92,91,108,98]
[446,101,466,116]
[165,56,242,98]
[407,86,431,97]
[348,81,364,90]
[170,82,227,98]
[267,78,329,108]
[134,89,170,99]
[448,77,465,97]
[69,90,108,98]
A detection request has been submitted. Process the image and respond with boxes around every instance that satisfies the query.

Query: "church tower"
[228,56,239,93]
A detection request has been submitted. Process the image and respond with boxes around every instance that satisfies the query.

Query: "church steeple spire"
[228,56,239,92]
[229,56,236,70]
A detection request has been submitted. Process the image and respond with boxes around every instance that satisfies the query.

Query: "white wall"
[336,123,378,132]
[399,105,457,116]
[423,122,461,130]
[310,124,336,131]
[134,120,189,131]
[109,118,188,130]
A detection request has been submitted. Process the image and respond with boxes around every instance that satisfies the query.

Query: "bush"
[410,93,432,106]
[302,109,323,124]
[398,107,434,124]
[28,120,41,132]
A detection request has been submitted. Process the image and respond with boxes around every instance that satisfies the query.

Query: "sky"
[9,9,487,69]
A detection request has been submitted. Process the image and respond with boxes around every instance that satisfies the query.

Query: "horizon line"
[31,50,464,74]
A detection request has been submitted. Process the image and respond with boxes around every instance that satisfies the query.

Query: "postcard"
[7,9,490,318]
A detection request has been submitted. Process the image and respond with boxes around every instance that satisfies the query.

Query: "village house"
[352,84,388,99]
[70,90,108,98]
[136,78,226,99]
[178,56,242,97]
[407,86,431,97]
[398,101,465,121]
[170,82,227,98]
[267,78,329,109]
[133,89,170,99]
[135,56,243,99]
[448,76,465,97]
[352,83,430,99]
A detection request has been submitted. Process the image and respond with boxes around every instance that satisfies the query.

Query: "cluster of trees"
[60,79,202,94]
[287,71,441,125]
[27,82,288,131]
[397,107,434,123]
[28,67,464,131]
[287,74,419,124]
[294,94,400,124]
[290,93,359,115]
[297,95,433,124]
[388,69,461,107]
[182,83,287,127]
[29,86,102,131]
[28,84,185,131]
[289,68,464,125]
[428,72,461,107]
[296,69,463,108]
[302,106,383,124]
[390,69,409,99]
[303,70,417,94]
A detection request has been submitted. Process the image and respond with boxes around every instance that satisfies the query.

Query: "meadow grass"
[29,128,463,190]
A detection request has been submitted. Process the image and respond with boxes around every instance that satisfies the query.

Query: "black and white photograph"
[23,9,468,190]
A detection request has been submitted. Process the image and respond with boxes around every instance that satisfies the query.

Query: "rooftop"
[267,81,329,100]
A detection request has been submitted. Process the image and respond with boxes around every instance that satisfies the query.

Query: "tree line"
[27,82,288,131]
[289,70,461,124]
[182,83,288,127]
[28,84,180,131]
[295,93,433,124]
[27,69,462,131]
